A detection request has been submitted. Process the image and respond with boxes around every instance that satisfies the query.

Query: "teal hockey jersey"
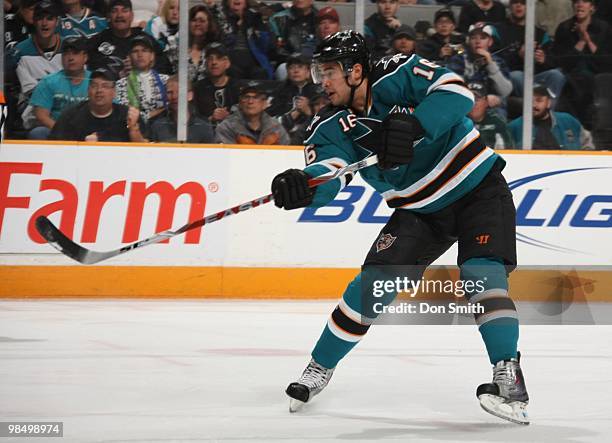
[303,53,502,213]
[60,10,108,38]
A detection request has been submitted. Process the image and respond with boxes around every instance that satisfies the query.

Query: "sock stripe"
[474,297,517,320]
[331,306,371,336]
[339,298,375,325]
[326,318,363,343]
[470,288,508,303]
[475,309,519,326]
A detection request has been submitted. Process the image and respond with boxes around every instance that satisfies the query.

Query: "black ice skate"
[286,359,335,412]
[477,352,530,425]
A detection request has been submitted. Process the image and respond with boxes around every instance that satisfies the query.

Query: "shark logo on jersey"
[307,114,321,132]
[375,233,397,253]
[376,53,408,70]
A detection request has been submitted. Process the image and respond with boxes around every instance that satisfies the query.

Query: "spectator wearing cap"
[267,53,320,145]
[144,0,179,50]
[50,68,146,142]
[365,0,404,62]
[4,0,36,50]
[149,75,215,143]
[269,0,319,66]
[496,0,566,102]
[316,6,340,41]
[25,37,91,140]
[458,0,508,34]
[193,42,242,125]
[9,1,63,102]
[447,23,513,111]
[390,25,418,57]
[417,8,466,64]
[88,0,170,76]
[552,0,612,129]
[59,0,108,38]
[210,0,275,80]
[215,82,290,145]
[115,35,169,126]
[165,5,220,83]
[509,84,594,149]
[467,81,514,149]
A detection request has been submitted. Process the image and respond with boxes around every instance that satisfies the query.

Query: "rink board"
[0,141,611,299]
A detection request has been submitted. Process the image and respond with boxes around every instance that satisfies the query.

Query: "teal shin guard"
[479,317,519,364]
[461,257,519,365]
[311,325,358,370]
[312,272,396,369]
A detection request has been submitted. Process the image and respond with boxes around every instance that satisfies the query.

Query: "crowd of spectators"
[2,0,612,149]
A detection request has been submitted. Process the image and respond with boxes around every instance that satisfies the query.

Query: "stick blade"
[35,216,91,264]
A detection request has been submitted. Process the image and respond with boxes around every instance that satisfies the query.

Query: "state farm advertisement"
[0,142,611,267]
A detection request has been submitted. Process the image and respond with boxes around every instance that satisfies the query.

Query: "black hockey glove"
[378,113,425,170]
[271,169,314,210]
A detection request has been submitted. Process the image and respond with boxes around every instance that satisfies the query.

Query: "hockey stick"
[35,155,378,265]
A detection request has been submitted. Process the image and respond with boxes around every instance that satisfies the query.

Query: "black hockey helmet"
[311,30,371,84]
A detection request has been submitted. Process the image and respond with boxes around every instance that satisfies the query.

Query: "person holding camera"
[417,8,466,64]
[267,53,319,145]
[447,23,513,112]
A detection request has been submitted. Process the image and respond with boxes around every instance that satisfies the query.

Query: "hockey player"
[270,31,530,425]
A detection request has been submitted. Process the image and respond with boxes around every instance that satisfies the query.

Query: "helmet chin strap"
[345,75,366,115]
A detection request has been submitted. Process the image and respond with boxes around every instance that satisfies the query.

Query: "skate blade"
[479,394,530,425]
[289,398,305,413]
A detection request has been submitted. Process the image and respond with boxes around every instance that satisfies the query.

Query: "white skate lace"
[493,360,518,386]
[299,360,332,389]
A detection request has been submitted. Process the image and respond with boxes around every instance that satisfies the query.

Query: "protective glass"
[310,61,345,84]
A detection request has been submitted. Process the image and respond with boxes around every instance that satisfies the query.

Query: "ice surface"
[0,300,611,442]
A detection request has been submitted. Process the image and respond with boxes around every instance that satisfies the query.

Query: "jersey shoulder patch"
[370,53,416,84]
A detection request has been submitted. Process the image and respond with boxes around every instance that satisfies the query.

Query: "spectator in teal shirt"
[509,85,595,149]
[27,36,91,139]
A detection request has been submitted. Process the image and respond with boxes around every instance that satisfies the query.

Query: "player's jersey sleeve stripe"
[309,157,352,189]
[426,73,465,95]
[430,84,475,102]
[310,157,349,173]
